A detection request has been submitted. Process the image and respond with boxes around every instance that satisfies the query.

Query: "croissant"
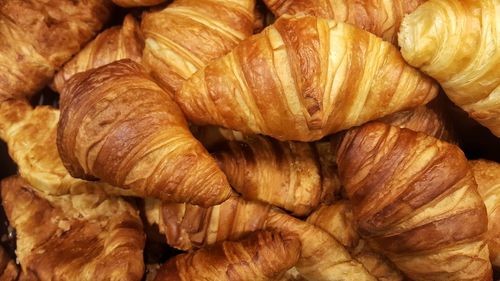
[213,137,321,216]
[470,160,500,268]
[154,230,301,281]
[146,196,272,250]
[0,0,112,101]
[313,140,342,203]
[112,0,165,7]
[175,15,438,141]
[1,176,145,281]
[262,0,425,44]
[57,59,231,206]
[52,14,144,93]
[337,122,492,281]
[142,0,256,93]
[307,202,404,281]
[399,0,500,136]
[147,196,375,281]
[0,246,18,281]
[0,99,136,197]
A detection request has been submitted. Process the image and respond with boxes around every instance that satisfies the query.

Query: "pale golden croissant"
[145,196,272,250]
[175,15,438,142]
[112,0,165,7]
[262,0,425,44]
[213,137,322,216]
[52,14,144,93]
[0,99,136,197]
[470,160,500,268]
[399,0,500,136]
[154,230,301,281]
[307,202,404,281]
[57,59,231,206]
[337,122,492,281]
[1,176,145,281]
[142,0,256,93]
[0,246,18,281]
[146,197,376,281]
[0,0,112,101]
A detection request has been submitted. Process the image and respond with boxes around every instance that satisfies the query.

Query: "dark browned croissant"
[1,176,145,281]
[142,0,256,93]
[470,160,500,268]
[175,15,438,141]
[154,230,301,281]
[112,0,165,7]
[0,246,18,281]
[57,59,231,206]
[213,137,321,216]
[262,0,425,44]
[337,122,492,281]
[307,202,404,281]
[53,14,144,93]
[0,0,112,101]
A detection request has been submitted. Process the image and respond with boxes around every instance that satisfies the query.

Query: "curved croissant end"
[176,15,438,141]
[263,0,425,44]
[213,137,321,216]
[470,160,500,268]
[337,122,492,281]
[399,0,500,136]
[307,202,404,281]
[265,210,377,281]
[149,196,272,250]
[53,14,144,93]
[1,176,145,281]
[142,0,256,94]
[154,230,301,281]
[0,0,112,101]
[57,59,231,206]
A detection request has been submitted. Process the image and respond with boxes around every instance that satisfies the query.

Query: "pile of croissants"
[0,0,499,280]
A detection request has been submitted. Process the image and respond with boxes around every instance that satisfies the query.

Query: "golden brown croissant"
[1,176,145,281]
[175,15,438,141]
[146,196,272,250]
[147,197,375,281]
[112,0,165,7]
[0,0,112,101]
[57,59,231,206]
[470,160,500,268]
[0,246,18,281]
[154,230,301,281]
[213,137,321,216]
[337,122,492,281]
[0,99,136,197]
[307,202,404,281]
[142,0,256,93]
[262,0,425,44]
[52,14,144,93]
[399,0,500,136]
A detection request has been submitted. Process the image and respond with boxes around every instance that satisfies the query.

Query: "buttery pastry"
[0,99,136,197]
[112,0,165,7]
[53,14,144,93]
[154,230,301,281]
[57,60,231,206]
[399,0,500,136]
[175,15,438,141]
[337,122,492,281]
[142,0,256,93]
[0,246,18,281]
[0,0,112,101]
[470,160,500,268]
[307,202,404,281]
[213,137,322,216]
[1,176,145,281]
[262,0,425,44]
